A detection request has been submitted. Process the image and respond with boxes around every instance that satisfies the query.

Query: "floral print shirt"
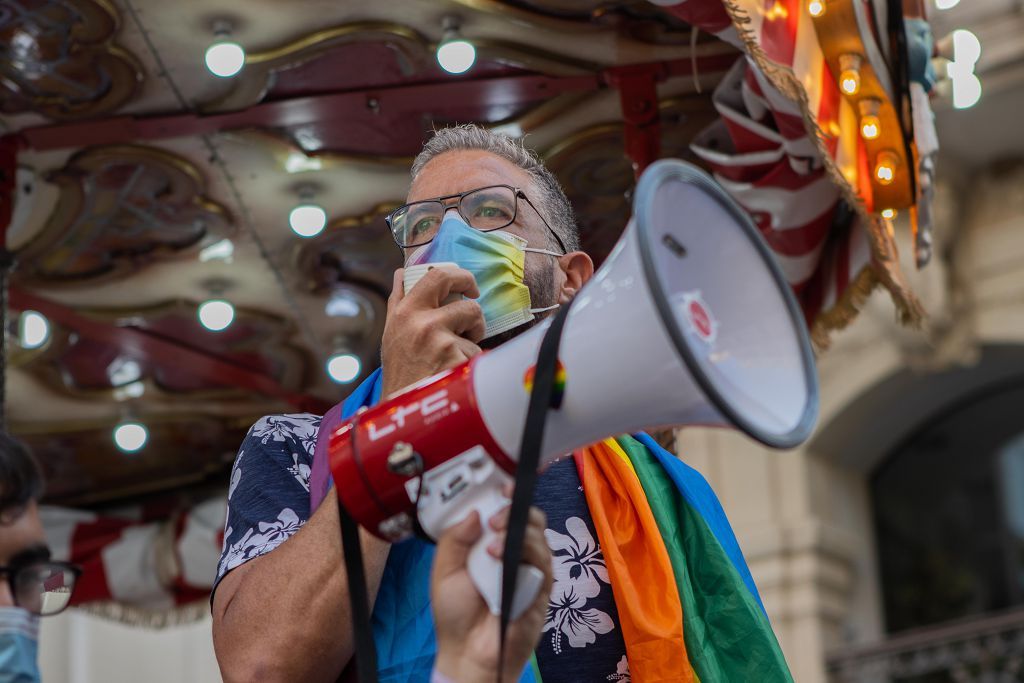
[215,414,630,682]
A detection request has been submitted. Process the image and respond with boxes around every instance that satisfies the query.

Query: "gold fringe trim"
[718,0,925,344]
[809,266,878,351]
[77,598,210,629]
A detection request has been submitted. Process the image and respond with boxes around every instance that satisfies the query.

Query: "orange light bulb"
[840,71,860,95]
[838,54,863,96]
[874,151,899,186]
[860,114,881,140]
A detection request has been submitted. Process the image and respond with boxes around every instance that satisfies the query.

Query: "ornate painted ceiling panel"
[11,300,308,400]
[14,144,232,284]
[0,0,143,119]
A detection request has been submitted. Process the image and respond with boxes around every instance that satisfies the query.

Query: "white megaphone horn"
[329,159,819,618]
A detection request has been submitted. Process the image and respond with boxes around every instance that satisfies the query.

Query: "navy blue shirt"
[215,415,629,681]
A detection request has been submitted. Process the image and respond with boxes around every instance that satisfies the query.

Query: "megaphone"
[329,159,818,618]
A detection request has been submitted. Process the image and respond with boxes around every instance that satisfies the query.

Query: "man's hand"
[380,267,486,398]
[431,507,552,683]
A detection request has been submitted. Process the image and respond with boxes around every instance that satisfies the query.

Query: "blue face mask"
[0,608,40,683]
[404,214,561,339]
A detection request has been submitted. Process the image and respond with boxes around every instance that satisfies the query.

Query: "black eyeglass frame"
[0,560,82,617]
[384,184,568,254]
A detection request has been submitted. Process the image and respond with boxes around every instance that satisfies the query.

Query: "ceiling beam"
[14,54,739,152]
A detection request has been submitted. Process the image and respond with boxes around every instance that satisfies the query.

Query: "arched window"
[872,382,1024,633]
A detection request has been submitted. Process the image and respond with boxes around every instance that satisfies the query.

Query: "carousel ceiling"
[0,0,740,506]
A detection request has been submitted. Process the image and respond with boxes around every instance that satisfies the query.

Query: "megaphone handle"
[466,487,546,620]
[416,455,546,620]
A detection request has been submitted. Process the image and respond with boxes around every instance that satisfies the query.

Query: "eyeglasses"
[0,561,81,616]
[385,184,568,253]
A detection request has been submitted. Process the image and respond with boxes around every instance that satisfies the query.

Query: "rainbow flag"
[576,435,793,682]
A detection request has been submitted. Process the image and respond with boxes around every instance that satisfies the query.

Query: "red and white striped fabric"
[690,58,870,324]
[40,498,225,612]
[652,0,918,333]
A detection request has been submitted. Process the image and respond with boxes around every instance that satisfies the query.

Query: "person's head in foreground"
[0,433,80,682]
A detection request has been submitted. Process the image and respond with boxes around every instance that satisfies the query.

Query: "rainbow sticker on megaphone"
[523,360,567,409]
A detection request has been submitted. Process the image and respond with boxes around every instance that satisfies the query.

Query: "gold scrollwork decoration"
[292,202,402,296]
[200,21,434,113]
[450,0,699,45]
[15,144,233,285]
[199,19,606,114]
[0,0,144,119]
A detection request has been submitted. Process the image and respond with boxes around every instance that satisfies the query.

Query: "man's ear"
[556,251,594,304]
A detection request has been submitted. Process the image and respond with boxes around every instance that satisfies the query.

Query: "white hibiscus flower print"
[228,459,242,500]
[217,508,304,578]
[607,655,630,681]
[286,453,311,492]
[545,516,610,590]
[221,526,232,556]
[543,581,614,654]
[252,414,319,451]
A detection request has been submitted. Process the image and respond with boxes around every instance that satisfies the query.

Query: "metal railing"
[827,608,1024,682]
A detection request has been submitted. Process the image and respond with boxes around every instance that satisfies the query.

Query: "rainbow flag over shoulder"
[321,369,792,682]
[571,435,792,682]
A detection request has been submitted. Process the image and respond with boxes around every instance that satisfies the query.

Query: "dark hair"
[0,432,44,524]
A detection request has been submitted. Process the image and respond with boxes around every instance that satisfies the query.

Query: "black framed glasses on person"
[0,560,81,616]
[385,184,568,254]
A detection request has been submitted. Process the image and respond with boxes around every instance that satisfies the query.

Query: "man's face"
[0,501,47,612]
[405,150,561,348]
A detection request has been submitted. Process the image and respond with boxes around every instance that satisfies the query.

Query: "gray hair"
[411,124,580,253]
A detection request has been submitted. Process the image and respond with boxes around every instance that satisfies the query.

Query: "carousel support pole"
[604,63,667,177]
[0,135,21,432]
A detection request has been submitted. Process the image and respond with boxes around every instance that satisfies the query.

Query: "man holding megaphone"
[211,124,815,682]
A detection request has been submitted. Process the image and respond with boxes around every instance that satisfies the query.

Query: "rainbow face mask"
[405,214,561,340]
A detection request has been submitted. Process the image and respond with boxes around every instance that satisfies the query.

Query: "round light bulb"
[437,39,476,75]
[840,69,860,95]
[198,299,235,332]
[874,152,898,186]
[935,0,959,8]
[205,40,246,78]
[881,208,897,219]
[114,422,148,454]
[952,29,981,66]
[860,114,881,140]
[19,310,49,349]
[808,0,826,17]
[952,71,982,109]
[327,353,362,384]
[288,204,327,238]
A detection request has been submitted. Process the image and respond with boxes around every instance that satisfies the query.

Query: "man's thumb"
[433,510,482,576]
